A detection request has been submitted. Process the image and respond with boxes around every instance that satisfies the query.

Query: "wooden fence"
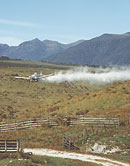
[0,115,120,132]
[0,139,22,152]
[65,115,120,126]
[63,136,75,150]
[0,117,58,132]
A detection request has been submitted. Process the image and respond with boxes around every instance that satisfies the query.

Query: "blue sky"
[0,0,130,45]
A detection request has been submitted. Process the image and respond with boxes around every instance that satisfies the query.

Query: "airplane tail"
[40,72,43,76]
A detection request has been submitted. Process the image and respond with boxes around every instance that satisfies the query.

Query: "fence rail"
[0,115,120,132]
[0,139,22,152]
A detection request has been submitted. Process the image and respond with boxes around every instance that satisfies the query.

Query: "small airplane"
[15,72,54,82]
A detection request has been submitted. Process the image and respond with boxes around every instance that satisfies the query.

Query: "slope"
[0,39,84,61]
[43,33,130,66]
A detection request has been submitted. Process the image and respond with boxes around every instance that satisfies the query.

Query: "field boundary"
[0,115,120,132]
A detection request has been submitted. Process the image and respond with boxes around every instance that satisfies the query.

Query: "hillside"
[0,39,84,61]
[44,32,130,66]
[0,60,130,123]
[0,61,130,163]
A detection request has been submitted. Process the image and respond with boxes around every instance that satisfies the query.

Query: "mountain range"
[43,32,130,66]
[1,32,130,66]
[0,39,84,61]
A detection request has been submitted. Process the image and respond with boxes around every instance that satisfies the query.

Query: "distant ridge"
[1,33,130,66]
[43,33,130,66]
[0,39,84,61]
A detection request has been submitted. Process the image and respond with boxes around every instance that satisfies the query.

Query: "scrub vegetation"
[0,153,100,166]
[0,60,130,163]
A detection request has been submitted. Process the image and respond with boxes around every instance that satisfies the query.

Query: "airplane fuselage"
[29,72,43,81]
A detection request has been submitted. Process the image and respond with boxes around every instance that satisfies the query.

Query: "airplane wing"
[15,76,30,80]
[40,73,55,78]
[15,73,55,81]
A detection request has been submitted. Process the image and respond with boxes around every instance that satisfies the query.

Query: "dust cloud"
[42,66,130,85]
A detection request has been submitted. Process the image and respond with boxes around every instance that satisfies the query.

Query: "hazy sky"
[0,0,130,45]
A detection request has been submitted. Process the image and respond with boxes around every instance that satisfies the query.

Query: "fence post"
[91,126,94,135]
[5,140,7,152]
[118,115,120,126]
[69,138,71,150]
[17,140,19,152]
[82,129,87,144]
[17,139,21,152]
[48,117,50,126]
[15,120,17,130]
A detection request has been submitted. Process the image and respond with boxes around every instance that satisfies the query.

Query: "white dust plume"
[42,66,130,85]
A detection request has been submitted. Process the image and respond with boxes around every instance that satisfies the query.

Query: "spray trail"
[42,67,130,85]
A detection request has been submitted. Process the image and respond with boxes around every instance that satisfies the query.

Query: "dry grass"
[0,64,100,121]
[1,60,130,163]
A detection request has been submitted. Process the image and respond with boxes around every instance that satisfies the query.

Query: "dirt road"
[24,148,130,166]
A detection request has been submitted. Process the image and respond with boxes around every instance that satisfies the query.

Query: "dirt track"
[24,148,130,166]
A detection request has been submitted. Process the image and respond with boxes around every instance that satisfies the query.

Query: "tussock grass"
[0,64,100,121]
[1,61,130,163]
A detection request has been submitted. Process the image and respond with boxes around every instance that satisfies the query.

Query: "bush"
[0,152,22,160]
[30,155,49,164]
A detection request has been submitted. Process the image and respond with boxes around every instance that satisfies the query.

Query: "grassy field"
[0,60,130,163]
[0,60,100,120]
[0,153,101,166]
[0,60,75,70]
